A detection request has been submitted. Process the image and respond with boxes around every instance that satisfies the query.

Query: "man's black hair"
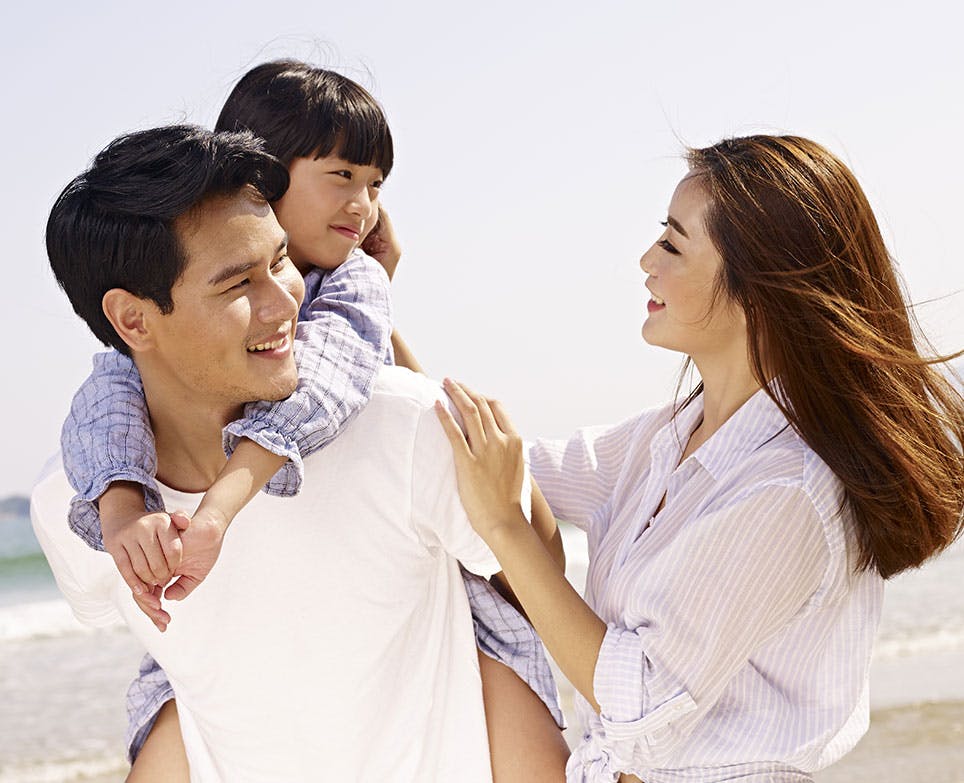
[215,59,394,176]
[46,124,289,355]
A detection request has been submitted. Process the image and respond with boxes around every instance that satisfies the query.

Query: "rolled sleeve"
[593,624,697,768]
[223,252,392,497]
[60,351,163,551]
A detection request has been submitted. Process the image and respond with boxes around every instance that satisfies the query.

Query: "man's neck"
[138,363,242,494]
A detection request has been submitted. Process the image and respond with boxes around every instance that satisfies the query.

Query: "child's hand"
[360,205,401,281]
[101,501,190,597]
[163,506,230,602]
[132,585,172,632]
[434,378,527,542]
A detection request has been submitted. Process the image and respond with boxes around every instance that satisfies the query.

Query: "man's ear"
[102,289,157,353]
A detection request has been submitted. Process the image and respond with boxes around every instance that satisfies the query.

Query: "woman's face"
[272,153,384,273]
[639,176,747,362]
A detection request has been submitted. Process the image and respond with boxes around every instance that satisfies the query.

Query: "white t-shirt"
[32,366,501,782]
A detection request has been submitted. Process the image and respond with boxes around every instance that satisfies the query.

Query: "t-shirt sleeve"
[409,398,507,578]
[222,252,393,497]
[60,351,164,551]
[30,459,123,628]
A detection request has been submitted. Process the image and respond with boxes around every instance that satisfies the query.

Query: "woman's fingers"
[456,381,500,438]
[488,398,519,438]
[434,399,472,457]
[442,378,487,448]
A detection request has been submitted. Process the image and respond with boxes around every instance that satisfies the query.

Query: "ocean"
[2,499,964,782]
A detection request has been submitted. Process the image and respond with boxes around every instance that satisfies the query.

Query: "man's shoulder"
[371,366,445,411]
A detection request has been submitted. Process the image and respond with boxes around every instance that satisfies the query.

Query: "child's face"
[273,153,384,273]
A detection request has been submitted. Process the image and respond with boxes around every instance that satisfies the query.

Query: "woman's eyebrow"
[666,216,689,238]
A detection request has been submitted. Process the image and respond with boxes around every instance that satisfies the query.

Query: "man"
[32,125,507,781]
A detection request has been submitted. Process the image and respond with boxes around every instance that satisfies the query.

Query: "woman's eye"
[657,221,679,255]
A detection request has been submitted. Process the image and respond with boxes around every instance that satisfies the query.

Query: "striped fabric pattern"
[529,388,884,783]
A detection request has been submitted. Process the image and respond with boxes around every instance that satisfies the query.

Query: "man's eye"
[228,279,250,291]
[272,255,290,272]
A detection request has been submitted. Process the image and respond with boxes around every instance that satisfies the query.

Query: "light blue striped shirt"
[529,388,883,782]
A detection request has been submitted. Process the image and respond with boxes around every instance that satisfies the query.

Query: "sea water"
[2,502,963,781]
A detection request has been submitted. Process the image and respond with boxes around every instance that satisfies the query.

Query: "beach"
[2,509,963,782]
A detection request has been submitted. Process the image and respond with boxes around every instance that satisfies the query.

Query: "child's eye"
[371,179,384,190]
[333,170,352,180]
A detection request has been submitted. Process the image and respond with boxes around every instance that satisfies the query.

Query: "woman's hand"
[360,205,401,281]
[434,378,528,541]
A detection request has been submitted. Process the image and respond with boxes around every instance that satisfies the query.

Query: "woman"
[436,135,964,781]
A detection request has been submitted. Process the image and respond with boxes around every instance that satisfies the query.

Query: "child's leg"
[125,700,189,783]
[478,649,569,782]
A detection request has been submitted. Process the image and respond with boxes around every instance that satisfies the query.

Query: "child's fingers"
[140,541,173,586]
[164,574,201,602]
[158,528,183,574]
[133,588,170,632]
[113,550,151,596]
[170,510,191,532]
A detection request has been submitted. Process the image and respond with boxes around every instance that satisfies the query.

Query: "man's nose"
[257,274,301,324]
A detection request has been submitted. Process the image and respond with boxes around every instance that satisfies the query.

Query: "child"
[61,60,569,778]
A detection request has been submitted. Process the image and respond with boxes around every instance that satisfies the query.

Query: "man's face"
[148,191,305,413]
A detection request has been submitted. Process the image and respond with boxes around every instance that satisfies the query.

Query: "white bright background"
[2,0,962,497]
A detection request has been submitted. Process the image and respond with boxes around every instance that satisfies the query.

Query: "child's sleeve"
[222,251,393,496]
[61,351,164,551]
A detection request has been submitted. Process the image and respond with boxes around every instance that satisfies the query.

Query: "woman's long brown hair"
[686,135,963,578]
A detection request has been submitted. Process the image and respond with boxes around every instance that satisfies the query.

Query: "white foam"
[0,598,120,642]
[873,625,964,660]
[0,754,127,783]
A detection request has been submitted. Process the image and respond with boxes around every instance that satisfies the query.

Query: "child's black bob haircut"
[216,59,394,177]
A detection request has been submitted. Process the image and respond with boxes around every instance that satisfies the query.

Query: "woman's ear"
[102,288,156,353]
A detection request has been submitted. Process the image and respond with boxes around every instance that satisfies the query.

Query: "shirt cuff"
[593,623,698,768]
[68,466,164,551]
[221,420,305,497]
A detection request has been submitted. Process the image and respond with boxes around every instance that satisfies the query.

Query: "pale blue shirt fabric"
[529,389,883,783]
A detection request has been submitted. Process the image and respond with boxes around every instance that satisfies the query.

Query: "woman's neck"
[687,349,763,455]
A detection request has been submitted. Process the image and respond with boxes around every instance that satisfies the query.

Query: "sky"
[1,0,962,498]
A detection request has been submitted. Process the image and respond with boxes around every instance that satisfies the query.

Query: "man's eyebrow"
[666,216,689,238]
[208,235,289,287]
[208,261,258,288]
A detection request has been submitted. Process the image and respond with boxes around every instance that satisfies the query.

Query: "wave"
[0,598,121,642]
[873,625,964,660]
[0,754,127,783]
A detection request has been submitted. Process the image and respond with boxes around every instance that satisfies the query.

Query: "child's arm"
[62,352,187,607]
[63,255,393,613]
